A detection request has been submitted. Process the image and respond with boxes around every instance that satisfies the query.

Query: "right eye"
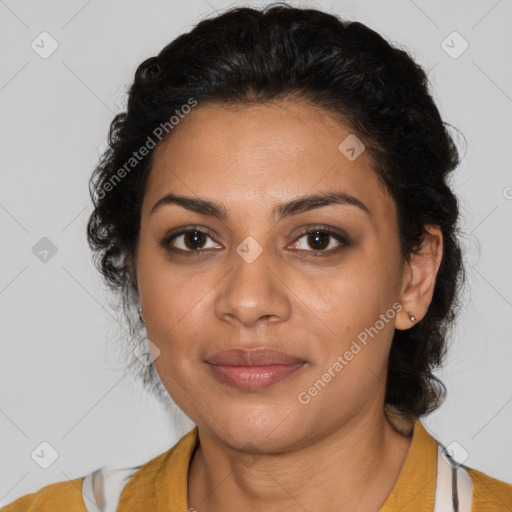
[160,227,222,254]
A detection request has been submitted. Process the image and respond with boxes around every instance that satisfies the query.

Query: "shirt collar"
[379,417,438,511]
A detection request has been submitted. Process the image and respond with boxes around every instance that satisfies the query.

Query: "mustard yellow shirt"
[3,419,512,511]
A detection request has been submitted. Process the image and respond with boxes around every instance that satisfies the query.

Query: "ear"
[395,225,443,330]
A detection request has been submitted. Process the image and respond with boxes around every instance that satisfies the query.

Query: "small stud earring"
[138,307,145,324]
[408,311,416,323]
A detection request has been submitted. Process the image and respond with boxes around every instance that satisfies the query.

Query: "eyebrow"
[150,190,371,221]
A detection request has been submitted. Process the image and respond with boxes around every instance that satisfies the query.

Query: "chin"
[203,402,308,452]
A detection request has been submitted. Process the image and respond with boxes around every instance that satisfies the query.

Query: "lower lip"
[206,363,305,391]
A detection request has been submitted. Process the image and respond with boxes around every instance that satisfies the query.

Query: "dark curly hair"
[87,2,465,419]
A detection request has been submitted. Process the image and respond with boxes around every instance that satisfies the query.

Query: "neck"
[187,407,413,512]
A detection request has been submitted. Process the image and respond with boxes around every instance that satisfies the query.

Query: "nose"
[214,243,292,329]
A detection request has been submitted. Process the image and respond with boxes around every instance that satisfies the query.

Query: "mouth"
[205,348,306,391]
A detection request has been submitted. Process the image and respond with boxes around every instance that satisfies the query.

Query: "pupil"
[185,231,205,250]
[308,232,328,250]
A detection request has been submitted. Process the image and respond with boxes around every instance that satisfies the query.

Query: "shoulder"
[1,428,198,512]
[1,477,86,512]
[465,465,512,510]
[117,427,199,510]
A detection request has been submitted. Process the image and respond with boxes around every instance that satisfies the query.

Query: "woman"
[5,4,512,511]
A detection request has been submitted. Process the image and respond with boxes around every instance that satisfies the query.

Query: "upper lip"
[206,348,305,366]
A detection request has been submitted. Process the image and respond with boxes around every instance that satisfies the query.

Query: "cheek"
[307,254,395,323]
[136,237,208,337]
[142,272,208,408]
[142,276,207,354]
[305,253,400,373]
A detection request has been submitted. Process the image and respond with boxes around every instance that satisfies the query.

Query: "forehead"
[144,100,394,221]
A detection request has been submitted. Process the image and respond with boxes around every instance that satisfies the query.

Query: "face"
[134,99,407,452]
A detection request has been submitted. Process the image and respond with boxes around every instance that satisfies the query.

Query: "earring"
[408,311,416,323]
[138,307,145,324]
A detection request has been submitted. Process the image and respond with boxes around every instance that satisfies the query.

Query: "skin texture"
[130,99,443,512]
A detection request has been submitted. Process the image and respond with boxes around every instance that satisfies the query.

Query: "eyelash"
[159,225,351,257]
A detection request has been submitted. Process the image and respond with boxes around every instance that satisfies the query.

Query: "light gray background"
[1,0,511,505]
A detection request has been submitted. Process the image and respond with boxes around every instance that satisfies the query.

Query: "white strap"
[434,444,473,512]
[82,465,140,512]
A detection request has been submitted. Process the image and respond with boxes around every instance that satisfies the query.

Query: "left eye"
[290,229,348,253]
